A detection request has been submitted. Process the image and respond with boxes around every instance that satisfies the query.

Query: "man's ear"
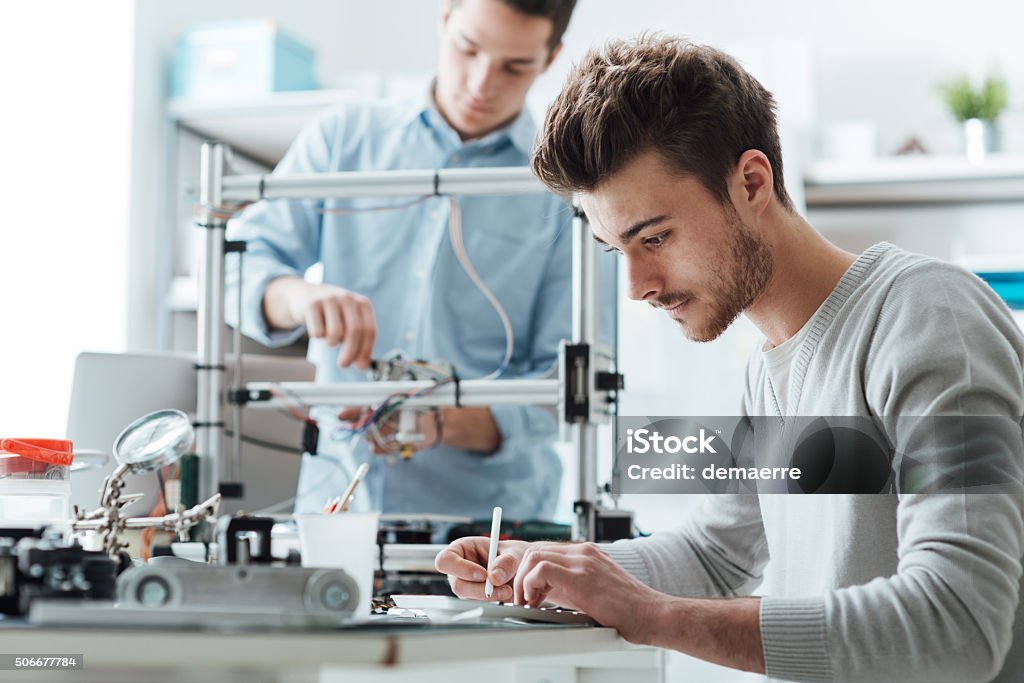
[733,149,774,217]
[542,42,563,72]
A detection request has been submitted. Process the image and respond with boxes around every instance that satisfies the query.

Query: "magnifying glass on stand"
[70,410,221,558]
[112,409,194,476]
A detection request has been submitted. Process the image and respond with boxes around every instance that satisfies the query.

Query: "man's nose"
[467,57,498,99]
[625,256,660,302]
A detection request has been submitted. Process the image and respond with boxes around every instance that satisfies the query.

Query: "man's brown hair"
[532,34,794,212]
[452,0,577,51]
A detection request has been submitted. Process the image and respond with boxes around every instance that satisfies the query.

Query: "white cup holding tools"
[295,512,380,618]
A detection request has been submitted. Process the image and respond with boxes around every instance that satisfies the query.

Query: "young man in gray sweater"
[435,35,1024,682]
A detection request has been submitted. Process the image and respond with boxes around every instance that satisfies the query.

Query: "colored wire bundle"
[333,365,455,451]
[197,201,253,222]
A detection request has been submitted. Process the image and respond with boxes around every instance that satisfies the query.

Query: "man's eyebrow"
[458,32,538,65]
[590,215,669,246]
[619,215,670,243]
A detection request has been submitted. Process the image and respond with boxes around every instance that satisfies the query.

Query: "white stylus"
[484,506,502,599]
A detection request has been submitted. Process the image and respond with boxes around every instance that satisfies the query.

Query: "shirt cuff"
[242,269,308,348]
[760,595,833,683]
[598,539,652,586]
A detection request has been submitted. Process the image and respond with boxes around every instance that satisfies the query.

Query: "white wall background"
[137,0,1024,154]
[0,2,133,436]
[544,0,1024,155]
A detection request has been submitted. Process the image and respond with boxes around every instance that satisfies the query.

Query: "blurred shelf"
[168,89,360,166]
[805,154,1024,206]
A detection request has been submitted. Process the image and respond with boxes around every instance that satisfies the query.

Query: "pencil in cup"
[323,462,371,515]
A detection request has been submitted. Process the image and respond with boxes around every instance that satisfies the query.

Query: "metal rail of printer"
[220,166,545,202]
[242,378,560,408]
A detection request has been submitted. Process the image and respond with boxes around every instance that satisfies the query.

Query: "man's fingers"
[448,577,513,602]
[513,562,527,605]
[521,560,574,607]
[356,300,377,370]
[488,554,519,586]
[435,544,487,581]
[514,548,572,606]
[322,301,345,347]
[448,576,486,599]
[487,584,514,603]
[337,296,370,367]
[305,304,326,339]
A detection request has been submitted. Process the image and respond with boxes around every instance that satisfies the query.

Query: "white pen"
[484,505,502,599]
[336,462,370,513]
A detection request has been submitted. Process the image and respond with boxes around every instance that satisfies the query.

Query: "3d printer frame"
[194,142,625,541]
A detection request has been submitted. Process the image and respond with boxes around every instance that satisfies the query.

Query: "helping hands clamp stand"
[69,410,222,558]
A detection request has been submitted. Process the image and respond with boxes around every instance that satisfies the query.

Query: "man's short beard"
[685,213,774,343]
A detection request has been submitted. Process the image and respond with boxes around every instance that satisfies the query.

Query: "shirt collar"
[415,79,537,156]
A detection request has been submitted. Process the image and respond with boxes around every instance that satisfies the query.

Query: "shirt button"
[431,210,440,220]
[416,269,427,279]
[405,330,416,342]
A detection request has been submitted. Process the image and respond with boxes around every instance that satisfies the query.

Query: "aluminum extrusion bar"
[220,167,544,202]
[242,378,559,409]
[569,197,601,541]
[193,144,618,541]
[196,143,227,502]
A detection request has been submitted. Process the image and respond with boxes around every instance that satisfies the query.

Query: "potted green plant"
[939,74,1009,161]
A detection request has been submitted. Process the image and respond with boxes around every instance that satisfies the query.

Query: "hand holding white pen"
[484,506,502,599]
[436,538,665,644]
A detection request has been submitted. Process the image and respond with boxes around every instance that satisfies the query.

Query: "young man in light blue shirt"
[227,0,578,520]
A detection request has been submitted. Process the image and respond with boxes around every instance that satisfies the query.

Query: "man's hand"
[337,406,440,455]
[264,277,377,369]
[339,407,501,455]
[513,542,664,643]
[435,536,532,603]
[436,538,765,671]
[435,538,662,643]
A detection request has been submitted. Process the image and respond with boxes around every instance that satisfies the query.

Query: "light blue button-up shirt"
[226,91,574,520]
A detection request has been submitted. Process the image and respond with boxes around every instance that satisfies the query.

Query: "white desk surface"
[0,621,641,669]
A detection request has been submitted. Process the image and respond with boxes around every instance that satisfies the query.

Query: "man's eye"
[602,246,620,254]
[644,233,667,248]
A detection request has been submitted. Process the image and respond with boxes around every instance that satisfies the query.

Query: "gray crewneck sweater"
[603,243,1024,682]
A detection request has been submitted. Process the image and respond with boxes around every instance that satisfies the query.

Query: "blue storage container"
[975,271,1024,309]
[171,19,317,99]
